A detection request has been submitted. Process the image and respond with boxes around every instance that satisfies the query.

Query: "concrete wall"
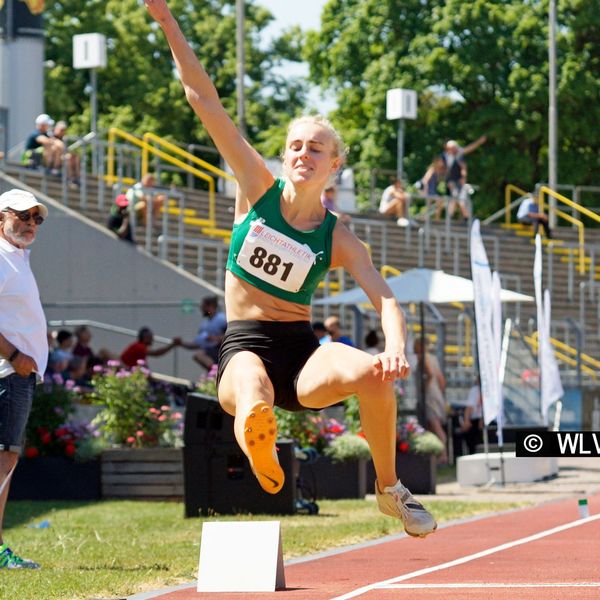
[0,37,44,152]
[2,177,223,381]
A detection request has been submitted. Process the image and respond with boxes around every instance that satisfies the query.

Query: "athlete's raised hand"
[144,0,172,24]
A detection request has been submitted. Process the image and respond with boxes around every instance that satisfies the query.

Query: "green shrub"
[324,433,372,462]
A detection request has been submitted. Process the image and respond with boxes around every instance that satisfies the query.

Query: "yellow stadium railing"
[538,186,600,275]
[106,128,218,227]
[505,183,530,226]
[524,334,597,380]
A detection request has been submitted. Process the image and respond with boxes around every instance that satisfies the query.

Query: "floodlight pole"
[236,0,247,138]
[548,0,557,228]
[396,118,405,181]
[90,68,98,174]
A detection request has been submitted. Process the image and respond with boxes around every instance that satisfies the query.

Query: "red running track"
[142,493,600,600]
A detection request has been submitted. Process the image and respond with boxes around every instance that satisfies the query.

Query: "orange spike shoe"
[244,402,284,494]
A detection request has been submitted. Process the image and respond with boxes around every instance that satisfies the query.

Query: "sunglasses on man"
[5,209,44,226]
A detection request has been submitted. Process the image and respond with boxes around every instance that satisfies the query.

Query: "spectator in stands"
[461,377,484,454]
[379,177,409,227]
[107,194,134,243]
[419,156,448,220]
[441,136,486,221]
[22,114,64,174]
[414,338,448,463]
[52,121,81,186]
[321,186,351,224]
[72,325,95,362]
[311,321,331,345]
[324,315,354,347]
[126,173,167,228]
[517,194,553,239]
[364,329,380,356]
[50,329,74,371]
[180,296,227,371]
[65,355,90,387]
[120,327,181,368]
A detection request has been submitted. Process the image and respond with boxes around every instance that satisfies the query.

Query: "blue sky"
[258,0,327,34]
[256,0,336,113]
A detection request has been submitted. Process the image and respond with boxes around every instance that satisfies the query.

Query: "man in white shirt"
[0,189,48,569]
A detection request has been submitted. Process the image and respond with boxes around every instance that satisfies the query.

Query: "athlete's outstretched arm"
[331,226,410,381]
[144,0,272,200]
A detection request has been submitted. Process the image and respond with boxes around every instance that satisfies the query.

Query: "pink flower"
[160,405,171,411]
[172,412,183,420]
[158,415,167,422]
[149,408,160,414]
[136,430,144,437]
[126,436,135,443]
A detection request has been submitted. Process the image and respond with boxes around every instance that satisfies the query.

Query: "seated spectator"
[107,194,134,243]
[22,114,64,174]
[65,356,90,387]
[180,296,227,371]
[517,194,553,239]
[125,173,167,228]
[72,325,96,361]
[379,178,409,227]
[50,329,74,367]
[312,321,331,345]
[364,329,380,355]
[52,121,81,186]
[324,315,354,347]
[321,186,351,224]
[120,327,181,368]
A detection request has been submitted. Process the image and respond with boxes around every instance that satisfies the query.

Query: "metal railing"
[46,317,182,378]
[157,234,228,288]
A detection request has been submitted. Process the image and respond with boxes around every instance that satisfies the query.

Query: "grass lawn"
[1,497,526,600]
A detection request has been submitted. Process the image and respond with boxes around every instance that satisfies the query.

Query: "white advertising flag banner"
[492,272,504,446]
[542,289,564,421]
[534,235,563,423]
[470,220,500,426]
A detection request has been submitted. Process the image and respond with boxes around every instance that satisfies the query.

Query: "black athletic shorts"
[216,320,321,412]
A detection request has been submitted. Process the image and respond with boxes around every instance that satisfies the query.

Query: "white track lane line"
[383,583,600,589]
[331,513,600,600]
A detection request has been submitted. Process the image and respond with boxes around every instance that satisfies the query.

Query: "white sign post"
[73,33,107,174]
[386,88,417,180]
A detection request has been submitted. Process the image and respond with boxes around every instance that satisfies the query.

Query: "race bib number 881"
[236,220,317,293]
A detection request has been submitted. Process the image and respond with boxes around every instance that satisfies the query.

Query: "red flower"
[64,444,76,457]
[398,441,410,454]
[40,432,52,445]
[357,431,366,439]
[25,447,39,458]
[55,427,68,438]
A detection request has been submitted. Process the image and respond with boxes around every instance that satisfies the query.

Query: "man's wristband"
[8,349,20,363]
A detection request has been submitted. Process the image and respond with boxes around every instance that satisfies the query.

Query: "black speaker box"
[183,392,297,516]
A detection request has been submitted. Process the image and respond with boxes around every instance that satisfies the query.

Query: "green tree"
[44,0,307,158]
[305,0,600,213]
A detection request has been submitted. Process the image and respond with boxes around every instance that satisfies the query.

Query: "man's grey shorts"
[0,373,36,453]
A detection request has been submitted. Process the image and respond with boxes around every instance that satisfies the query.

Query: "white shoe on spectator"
[396,217,409,227]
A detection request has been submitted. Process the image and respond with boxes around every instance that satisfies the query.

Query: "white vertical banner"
[534,235,564,423]
[492,272,504,446]
[470,220,500,426]
[542,289,564,421]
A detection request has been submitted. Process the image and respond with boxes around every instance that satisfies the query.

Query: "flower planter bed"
[299,456,367,499]
[8,456,101,500]
[366,453,436,495]
[101,448,183,500]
